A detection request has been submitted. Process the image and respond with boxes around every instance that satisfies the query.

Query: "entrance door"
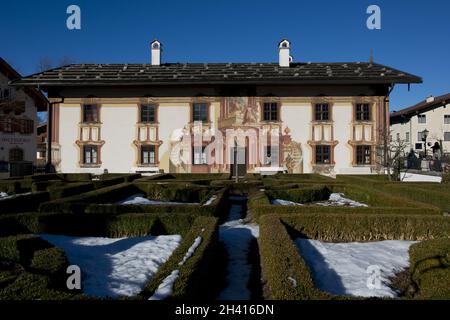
[230,147,247,178]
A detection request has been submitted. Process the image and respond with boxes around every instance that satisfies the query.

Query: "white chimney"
[151,40,161,66]
[278,39,291,67]
[426,95,434,103]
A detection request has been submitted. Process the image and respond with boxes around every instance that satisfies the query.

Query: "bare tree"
[59,56,75,67]
[37,57,53,72]
[37,56,75,72]
[376,129,410,181]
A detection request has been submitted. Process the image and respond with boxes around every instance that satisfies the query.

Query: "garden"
[0,173,449,300]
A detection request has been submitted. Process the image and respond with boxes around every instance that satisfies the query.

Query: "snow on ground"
[272,193,367,207]
[117,194,198,205]
[217,197,260,300]
[149,236,203,300]
[40,234,181,298]
[203,195,217,206]
[0,192,10,199]
[0,192,31,201]
[401,172,442,183]
[295,239,417,298]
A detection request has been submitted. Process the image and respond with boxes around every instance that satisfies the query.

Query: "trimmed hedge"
[0,192,50,215]
[280,214,450,242]
[248,187,441,220]
[259,213,450,300]
[409,239,450,299]
[47,182,95,200]
[259,214,330,300]
[0,179,32,194]
[266,185,331,204]
[140,216,219,300]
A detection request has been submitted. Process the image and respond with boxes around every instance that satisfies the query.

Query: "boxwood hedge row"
[408,239,450,299]
[139,216,219,300]
[259,213,450,300]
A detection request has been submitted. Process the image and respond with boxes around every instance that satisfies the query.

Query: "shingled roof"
[391,93,450,123]
[11,62,422,87]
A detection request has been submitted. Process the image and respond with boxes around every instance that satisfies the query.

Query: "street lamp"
[422,129,429,158]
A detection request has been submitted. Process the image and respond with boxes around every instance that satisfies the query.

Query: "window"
[83,145,98,164]
[415,143,423,150]
[1,88,10,100]
[192,103,208,122]
[445,115,450,124]
[193,146,207,165]
[263,102,278,121]
[406,132,410,141]
[9,148,23,162]
[315,103,329,121]
[356,103,370,121]
[356,145,372,165]
[141,145,156,164]
[396,133,400,141]
[444,132,450,141]
[418,131,425,141]
[83,104,99,123]
[418,114,426,124]
[140,105,156,123]
[315,145,330,164]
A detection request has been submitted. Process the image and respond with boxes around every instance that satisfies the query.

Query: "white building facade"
[390,94,450,156]
[13,40,422,175]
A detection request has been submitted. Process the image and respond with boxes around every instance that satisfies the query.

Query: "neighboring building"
[390,93,450,157]
[12,40,421,175]
[0,57,47,177]
[36,122,47,169]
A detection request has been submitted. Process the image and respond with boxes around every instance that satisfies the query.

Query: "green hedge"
[0,179,32,194]
[266,185,331,204]
[140,216,219,300]
[248,187,441,220]
[409,239,450,299]
[0,235,53,265]
[39,183,138,213]
[32,180,66,192]
[259,213,450,300]
[280,214,450,242]
[47,182,95,200]
[372,184,450,213]
[0,192,50,214]
[259,214,330,300]
[1,211,198,238]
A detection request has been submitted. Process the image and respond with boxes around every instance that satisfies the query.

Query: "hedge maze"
[0,173,449,300]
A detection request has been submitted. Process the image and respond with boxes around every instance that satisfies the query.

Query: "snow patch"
[149,236,203,300]
[272,193,367,207]
[40,234,181,298]
[179,236,202,266]
[295,239,416,297]
[203,195,217,206]
[148,270,180,300]
[117,194,198,205]
[218,199,260,300]
[401,172,442,182]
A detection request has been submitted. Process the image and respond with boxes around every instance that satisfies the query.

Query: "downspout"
[383,84,395,172]
[46,96,64,173]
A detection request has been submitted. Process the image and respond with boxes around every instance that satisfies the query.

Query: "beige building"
[0,58,47,177]
[390,93,450,157]
[12,40,421,175]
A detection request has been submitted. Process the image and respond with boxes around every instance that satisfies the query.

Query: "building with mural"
[12,40,421,175]
[0,58,47,177]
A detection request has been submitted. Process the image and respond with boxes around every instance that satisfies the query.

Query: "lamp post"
[422,129,429,158]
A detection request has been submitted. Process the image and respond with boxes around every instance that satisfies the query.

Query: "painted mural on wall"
[281,127,303,173]
[167,97,304,173]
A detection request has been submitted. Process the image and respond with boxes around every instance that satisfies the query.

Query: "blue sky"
[1,0,449,111]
